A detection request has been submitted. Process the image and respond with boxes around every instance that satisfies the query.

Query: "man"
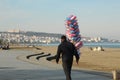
[56,35,79,80]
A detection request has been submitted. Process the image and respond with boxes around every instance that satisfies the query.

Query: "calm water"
[29,42,120,48]
[84,42,120,48]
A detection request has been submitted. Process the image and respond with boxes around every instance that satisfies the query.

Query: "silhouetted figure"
[56,35,79,80]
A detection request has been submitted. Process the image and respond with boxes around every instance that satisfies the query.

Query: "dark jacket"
[56,40,79,62]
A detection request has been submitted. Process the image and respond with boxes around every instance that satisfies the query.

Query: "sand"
[11,46,120,72]
[33,46,120,72]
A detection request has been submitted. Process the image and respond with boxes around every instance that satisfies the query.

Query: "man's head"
[61,35,67,42]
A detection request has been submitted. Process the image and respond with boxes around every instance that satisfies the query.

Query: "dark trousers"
[62,59,73,80]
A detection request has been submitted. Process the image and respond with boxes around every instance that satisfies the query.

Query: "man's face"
[61,39,64,42]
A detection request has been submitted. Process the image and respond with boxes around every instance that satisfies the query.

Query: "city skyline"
[0,0,120,40]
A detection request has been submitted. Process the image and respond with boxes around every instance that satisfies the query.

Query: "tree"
[0,39,3,45]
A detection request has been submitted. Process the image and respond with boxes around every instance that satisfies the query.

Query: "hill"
[0,31,63,38]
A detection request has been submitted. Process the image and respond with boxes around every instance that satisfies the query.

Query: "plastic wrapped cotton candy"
[75,41,83,49]
[65,15,83,55]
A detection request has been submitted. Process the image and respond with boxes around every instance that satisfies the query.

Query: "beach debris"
[26,52,51,60]
[26,52,44,59]
[36,53,51,60]
[89,46,104,51]
[46,55,57,61]
[65,15,83,55]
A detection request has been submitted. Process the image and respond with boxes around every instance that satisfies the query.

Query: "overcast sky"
[0,0,120,40]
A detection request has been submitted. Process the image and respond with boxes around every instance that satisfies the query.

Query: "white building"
[8,29,20,33]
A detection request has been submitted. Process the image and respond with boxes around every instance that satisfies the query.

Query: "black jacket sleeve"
[56,45,62,63]
[73,44,79,61]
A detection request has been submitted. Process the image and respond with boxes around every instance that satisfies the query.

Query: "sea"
[26,42,120,48]
[83,42,120,48]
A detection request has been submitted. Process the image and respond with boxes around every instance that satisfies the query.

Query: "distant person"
[56,35,79,80]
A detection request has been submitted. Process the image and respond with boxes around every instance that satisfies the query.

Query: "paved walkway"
[0,50,112,80]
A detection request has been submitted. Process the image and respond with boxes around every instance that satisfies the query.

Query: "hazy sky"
[0,0,120,40]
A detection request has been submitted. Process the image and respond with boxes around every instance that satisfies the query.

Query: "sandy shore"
[10,46,120,72]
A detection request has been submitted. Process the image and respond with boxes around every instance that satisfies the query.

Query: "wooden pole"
[112,70,120,80]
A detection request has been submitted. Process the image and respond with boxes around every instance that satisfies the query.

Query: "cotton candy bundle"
[65,15,83,55]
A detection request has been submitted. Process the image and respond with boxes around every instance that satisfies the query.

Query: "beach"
[0,49,112,80]
[11,46,120,72]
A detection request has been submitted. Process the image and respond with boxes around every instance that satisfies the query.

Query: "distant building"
[8,29,20,33]
[7,29,25,33]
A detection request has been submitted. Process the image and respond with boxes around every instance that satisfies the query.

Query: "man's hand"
[56,59,59,64]
[56,61,58,64]
[76,57,79,64]
[76,59,79,64]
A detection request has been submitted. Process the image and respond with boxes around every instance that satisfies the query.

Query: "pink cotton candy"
[70,16,76,20]
[75,41,83,49]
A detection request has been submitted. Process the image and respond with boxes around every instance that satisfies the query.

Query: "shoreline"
[7,46,120,72]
